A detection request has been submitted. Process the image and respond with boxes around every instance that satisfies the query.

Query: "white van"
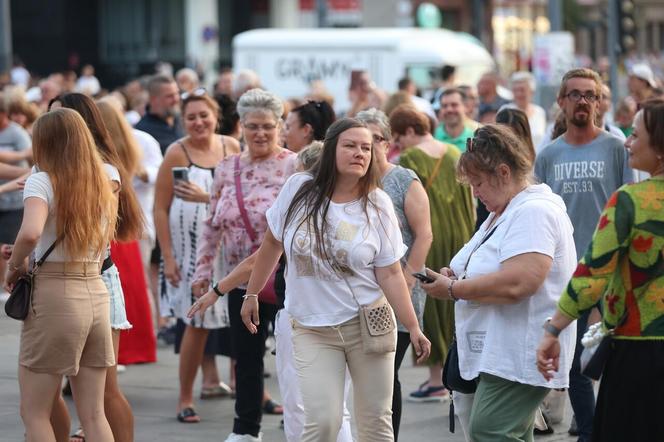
[232,28,495,112]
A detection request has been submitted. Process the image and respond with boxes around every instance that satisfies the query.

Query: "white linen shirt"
[450,184,577,388]
[267,173,407,327]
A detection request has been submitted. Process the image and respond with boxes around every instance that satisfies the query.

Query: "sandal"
[200,382,233,399]
[262,399,283,415]
[176,407,201,423]
[407,384,449,402]
[69,428,85,442]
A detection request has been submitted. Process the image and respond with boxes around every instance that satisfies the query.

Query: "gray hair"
[511,71,536,92]
[233,69,261,98]
[147,74,176,97]
[355,107,391,140]
[237,88,284,122]
[296,141,324,171]
[175,68,200,85]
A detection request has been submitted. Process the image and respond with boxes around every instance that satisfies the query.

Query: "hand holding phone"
[172,167,189,183]
[412,271,435,284]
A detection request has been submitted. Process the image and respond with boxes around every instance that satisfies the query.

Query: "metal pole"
[317,0,327,28]
[472,0,485,41]
[607,0,619,105]
[548,0,562,32]
[0,0,12,73]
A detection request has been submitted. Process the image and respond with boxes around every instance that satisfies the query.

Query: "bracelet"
[448,280,459,302]
[242,293,258,300]
[212,283,224,297]
[8,262,22,272]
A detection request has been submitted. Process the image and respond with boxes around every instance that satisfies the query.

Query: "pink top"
[194,148,297,283]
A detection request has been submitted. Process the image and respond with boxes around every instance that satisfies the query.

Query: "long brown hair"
[283,118,380,273]
[96,98,142,176]
[51,93,144,241]
[32,109,117,257]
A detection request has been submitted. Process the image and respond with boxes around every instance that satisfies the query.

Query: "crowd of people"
[0,56,663,442]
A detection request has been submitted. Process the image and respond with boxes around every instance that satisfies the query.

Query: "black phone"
[172,167,189,183]
[412,271,435,284]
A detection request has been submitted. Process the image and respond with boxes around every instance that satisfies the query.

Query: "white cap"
[629,63,658,88]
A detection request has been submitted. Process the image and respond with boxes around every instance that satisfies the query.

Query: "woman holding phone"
[153,90,239,422]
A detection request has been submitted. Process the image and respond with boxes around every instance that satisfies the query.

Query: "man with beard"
[135,74,184,154]
[433,88,477,152]
[535,68,632,442]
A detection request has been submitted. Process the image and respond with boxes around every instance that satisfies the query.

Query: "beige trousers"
[292,315,395,442]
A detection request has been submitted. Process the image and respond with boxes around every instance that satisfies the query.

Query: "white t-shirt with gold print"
[267,172,407,327]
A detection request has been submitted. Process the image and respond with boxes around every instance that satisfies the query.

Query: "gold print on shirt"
[291,219,360,279]
[335,220,359,242]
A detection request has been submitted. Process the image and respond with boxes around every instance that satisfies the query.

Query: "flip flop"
[176,407,201,423]
[200,382,233,399]
[262,399,283,415]
[69,428,85,442]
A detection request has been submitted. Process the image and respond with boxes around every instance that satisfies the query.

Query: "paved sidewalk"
[0,312,575,441]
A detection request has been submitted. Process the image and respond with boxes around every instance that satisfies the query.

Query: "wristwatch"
[212,283,224,297]
[542,318,562,337]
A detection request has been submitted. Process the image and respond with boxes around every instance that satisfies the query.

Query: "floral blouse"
[194,149,297,284]
[558,177,664,339]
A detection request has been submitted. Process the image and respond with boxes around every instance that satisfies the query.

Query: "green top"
[558,177,664,339]
[433,123,475,153]
[399,146,475,271]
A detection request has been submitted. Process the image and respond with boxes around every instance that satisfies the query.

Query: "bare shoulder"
[162,138,190,166]
[221,135,241,155]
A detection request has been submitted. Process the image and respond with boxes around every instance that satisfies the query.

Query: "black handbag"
[442,338,478,394]
[581,335,614,381]
[4,240,59,320]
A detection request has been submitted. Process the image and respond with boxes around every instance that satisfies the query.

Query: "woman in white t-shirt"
[4,108,118,441]
[234,118,431,441]
[421,124,577,441]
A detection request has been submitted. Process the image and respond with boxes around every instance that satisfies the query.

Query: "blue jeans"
[568,311,595,442]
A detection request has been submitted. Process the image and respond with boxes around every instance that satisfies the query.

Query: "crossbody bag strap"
[33,236,62,272]
[233,155,257,243]
[341,274,362,309]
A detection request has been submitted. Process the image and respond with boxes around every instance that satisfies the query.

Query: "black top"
[135,109,184,154]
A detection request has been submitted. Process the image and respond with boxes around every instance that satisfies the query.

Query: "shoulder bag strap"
[424,154,445,190]
[33,237,62,272]
[234,155,257,243]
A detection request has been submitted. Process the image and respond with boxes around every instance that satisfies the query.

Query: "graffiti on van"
[276,57,353,84]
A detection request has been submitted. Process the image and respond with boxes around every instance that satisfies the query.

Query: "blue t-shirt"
[535,131,632,259]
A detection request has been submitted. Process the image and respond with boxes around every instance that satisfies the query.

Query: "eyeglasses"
[243,123,278,132]
[180,87,207,101]
[372,134,386,144]
[564,91,599,103]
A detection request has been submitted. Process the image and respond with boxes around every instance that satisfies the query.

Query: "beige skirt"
[19,262,115,376]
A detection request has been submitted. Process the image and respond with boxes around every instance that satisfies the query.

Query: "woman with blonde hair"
[97,99,157,367]
[48,93,145,442]
[4,108,118,441]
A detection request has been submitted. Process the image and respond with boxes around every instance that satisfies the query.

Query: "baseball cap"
[629,63,658,88]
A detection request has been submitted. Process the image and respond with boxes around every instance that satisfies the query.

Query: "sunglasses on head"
[180,87,207,101]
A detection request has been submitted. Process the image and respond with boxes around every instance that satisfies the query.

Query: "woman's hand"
[4,260,27,292]
[536,334,560,381]
[174,181,209,203]
[420,268,455,300]
[241,296,260,334]
[187,290,219,318]
[163,257,181,287]
[191,279,210,298]
[408,327,431,364]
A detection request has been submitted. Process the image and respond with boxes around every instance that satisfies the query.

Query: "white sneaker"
[224,432,262,442]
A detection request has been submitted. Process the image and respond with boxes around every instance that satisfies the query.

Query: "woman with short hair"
[423,124,577,441]
[192,88,297,441]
